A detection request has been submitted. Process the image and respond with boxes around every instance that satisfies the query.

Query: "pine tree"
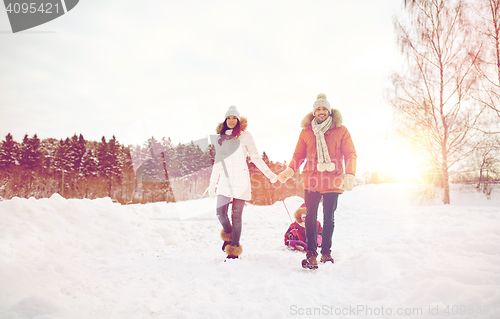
[136,137,166,183]
[185,141,208,174]
[19,134,43,171]
[54,138,71,173]
[82,149,99,178]
[107,136,122,183]
[96,136,123,197]
[67,134,86,176]
[0,133,18,171]
[174,143,189,177]
[40,138,59,176]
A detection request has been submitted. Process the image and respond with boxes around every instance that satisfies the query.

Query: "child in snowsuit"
[284,203,322,251]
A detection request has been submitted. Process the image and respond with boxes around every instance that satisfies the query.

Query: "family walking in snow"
[209,93,357,268]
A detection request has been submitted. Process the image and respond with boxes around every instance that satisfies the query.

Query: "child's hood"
[294,204,306,224]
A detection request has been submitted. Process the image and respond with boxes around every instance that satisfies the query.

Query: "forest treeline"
[0,133,301,205]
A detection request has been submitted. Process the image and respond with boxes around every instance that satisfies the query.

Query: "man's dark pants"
[304,190,339,256]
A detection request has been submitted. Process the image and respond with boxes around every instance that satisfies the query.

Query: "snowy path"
[1,184,499,318]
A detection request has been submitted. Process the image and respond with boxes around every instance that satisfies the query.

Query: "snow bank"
[0,183,499,318]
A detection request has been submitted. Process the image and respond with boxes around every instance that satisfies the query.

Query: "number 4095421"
[6,2,60,14]
[444,305,497,316]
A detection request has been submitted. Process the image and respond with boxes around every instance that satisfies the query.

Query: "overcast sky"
[0,0,411,176]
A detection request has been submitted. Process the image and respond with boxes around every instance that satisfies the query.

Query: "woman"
[209,106,278,259]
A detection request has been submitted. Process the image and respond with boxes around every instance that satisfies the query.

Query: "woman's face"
[226,116,238,129]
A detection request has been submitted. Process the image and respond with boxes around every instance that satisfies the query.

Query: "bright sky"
[0,0,416,178]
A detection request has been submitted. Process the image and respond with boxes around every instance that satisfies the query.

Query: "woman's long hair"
[220,118,242,138]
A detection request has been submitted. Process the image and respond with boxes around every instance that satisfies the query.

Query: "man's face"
[314,107,330,124]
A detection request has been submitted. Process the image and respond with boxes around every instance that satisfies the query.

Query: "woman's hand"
[278,167,294,183]
[269,173,278,184]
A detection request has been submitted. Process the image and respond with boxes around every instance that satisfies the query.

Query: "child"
[284,203,322,251]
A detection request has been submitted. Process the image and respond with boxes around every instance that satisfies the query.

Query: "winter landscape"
[2,0,500,318]
[1,183,499,319]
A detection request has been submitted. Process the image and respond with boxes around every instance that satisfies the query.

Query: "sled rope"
[283,200,293,223]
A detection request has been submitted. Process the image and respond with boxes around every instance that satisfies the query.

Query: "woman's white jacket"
[210,127,275,201]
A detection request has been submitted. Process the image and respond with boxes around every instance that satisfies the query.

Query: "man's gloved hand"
[341,174,355,191]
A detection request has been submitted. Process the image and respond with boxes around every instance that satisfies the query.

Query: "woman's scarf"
[311,116,335,172]
[218,129,235,146]
[216,129,239,167]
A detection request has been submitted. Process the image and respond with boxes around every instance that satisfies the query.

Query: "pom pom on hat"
[313,93,331,113]
[225,105,240,120]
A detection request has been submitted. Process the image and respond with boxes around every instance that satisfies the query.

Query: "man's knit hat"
[313,93,331,113]
[225,105,240,120]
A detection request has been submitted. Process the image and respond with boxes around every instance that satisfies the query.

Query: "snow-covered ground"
[1,183,499,319]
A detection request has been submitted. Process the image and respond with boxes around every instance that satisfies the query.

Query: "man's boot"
[301,250,318,269]
[320,253,334,263]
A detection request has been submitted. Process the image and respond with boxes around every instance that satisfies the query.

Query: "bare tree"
[391,0,484,204]
[476,134,500,190]
[404,0,417,7]
[470,0,500,117]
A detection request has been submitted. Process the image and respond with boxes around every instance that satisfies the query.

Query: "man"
[278,93,357,269]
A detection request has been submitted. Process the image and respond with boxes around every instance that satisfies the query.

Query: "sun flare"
[387,149,422,182]
[366,140,424,183]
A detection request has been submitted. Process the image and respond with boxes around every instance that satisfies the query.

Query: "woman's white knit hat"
[313,93,331,113]
[225,105,240,120]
